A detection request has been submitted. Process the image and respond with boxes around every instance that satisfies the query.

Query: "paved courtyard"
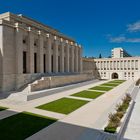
[0,79,135,140]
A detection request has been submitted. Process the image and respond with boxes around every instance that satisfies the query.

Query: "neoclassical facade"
[0,12,83,92]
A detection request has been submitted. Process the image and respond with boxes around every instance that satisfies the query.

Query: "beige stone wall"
[0,25,17,92]
[30,74,93,92]
[0,26,3,91]
[95,57,140,80]
[82,58,96,77]
[16,73,43,90]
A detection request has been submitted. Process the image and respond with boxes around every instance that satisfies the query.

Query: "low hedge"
[104,94,131,133]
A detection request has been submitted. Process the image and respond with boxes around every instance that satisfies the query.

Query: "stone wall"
[82,57,96,77]
[0,24,17,92]
[0,26,3,92]
[30,74,93,92]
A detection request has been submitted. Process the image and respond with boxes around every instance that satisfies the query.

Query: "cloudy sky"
[0,0,140,57]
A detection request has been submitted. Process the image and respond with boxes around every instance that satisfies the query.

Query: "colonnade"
[15,23,82,75]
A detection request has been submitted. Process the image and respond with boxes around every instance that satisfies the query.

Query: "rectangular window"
[34,53,37,73]
[44,54,46,73]
[23,51,27,73]
[58,56,60,72]
[51,55,53,72]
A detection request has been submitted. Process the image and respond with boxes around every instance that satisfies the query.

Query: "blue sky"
[0,0,140,57]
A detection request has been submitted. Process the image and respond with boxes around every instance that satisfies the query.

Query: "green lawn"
[100,83,119,87]
[0,112,57,140]
[90,86,113,91]
[0,106,8,111]
[110,80,125,83]
[71,90,105,99]
[37,98,89,114]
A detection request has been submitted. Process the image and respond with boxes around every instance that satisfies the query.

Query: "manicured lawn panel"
[37,98,89,114]
[106,82,121,85]
[0,106,8,111]
[90,86,113,91]
[71,90,105,99]
[100,83,119,87]
[111,80,125,83]
[0,112,57,140]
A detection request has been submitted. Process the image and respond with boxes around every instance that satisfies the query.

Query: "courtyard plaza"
[0,79,134,140]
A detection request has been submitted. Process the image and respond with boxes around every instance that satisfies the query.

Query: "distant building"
[83,48,140,80]
[111,48,132,58]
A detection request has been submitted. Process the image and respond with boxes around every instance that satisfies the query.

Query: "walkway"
[26,80,133,140]
[0,79,106,120]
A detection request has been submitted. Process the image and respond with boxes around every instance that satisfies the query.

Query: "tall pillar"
[53,36,59,73]
[37,31,44,73]
[75,44,79,72]
[109,61,110,70]
[79,45,83,73]
[15,24,23,74]
[65,40,69,72]
[27,27,34,73]
[60,38,64,73]
[71,42,74,72]
[46,34,52,73]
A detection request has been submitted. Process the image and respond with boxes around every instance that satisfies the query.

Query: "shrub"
[104,126,116,133]
[108,113,121,126]
[104,94,132,134]
[116,112,124,119]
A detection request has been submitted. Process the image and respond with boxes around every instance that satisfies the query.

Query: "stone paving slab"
[65,96,93,101]
[26,108,66,120]
[87,89,105,92]
[0,109,22,120]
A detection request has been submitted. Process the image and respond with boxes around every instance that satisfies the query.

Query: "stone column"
[60,38,64,73]
[15,24,23,74]
[37,31,44,73]
[71,42,74,72]
[79,45,83,73]
[109,61,110,70]
[65,40,69,72]
[46,34,52,73]
[99,61,101,70]
[53,36,59,73]
[75,44,79,72]
[27,27,34,73]
[134,60,136,70]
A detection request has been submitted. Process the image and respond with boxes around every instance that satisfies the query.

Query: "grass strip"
[37,97,89,114]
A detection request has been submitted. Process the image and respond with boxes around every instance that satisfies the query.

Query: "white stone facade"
[94,57,140,80]
[0,12,83,93]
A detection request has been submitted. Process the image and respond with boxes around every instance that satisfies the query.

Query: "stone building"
[94,57,140,80]
[83,48,140,80]
[111,47,131,58]
[0,12,83,93]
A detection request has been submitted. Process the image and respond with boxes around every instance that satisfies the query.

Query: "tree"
[99,53,102,58]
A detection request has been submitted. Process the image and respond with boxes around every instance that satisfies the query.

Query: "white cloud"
[108,35,140,43]
[107,20,140,43]
[127,21,140,32]
[109,36,126,43]
[126,38,140,43]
